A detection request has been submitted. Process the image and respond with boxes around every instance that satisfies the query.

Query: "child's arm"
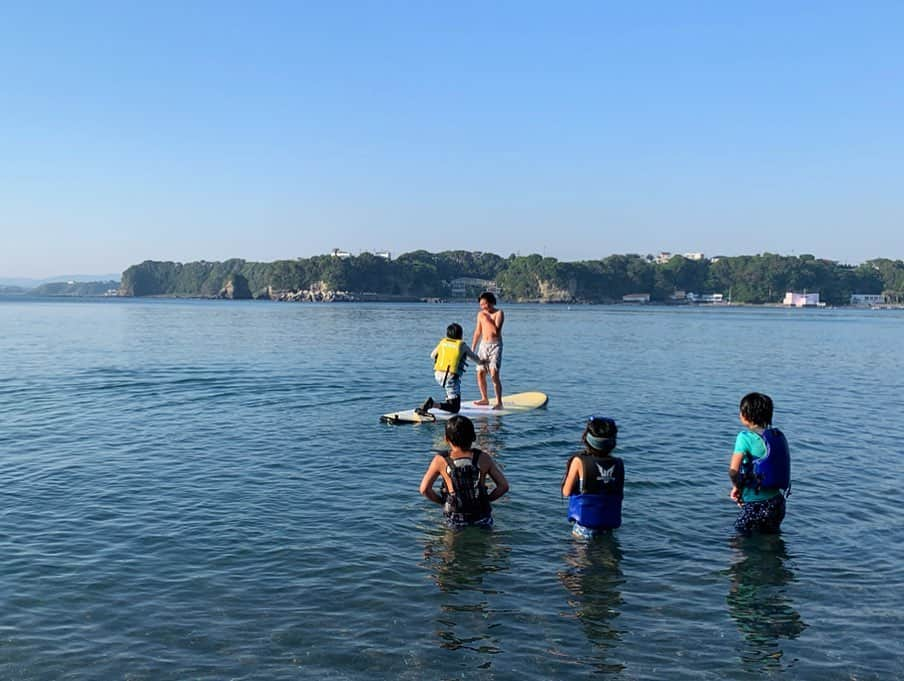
[471,316,482,350]
[464,344,486,366]
[484,457,509,501]
[728,452,744,503]
[561,458,581,496]
[419,456,444,504]
[493,309,504,334]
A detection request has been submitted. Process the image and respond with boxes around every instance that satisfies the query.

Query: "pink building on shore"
[783,292,820,307]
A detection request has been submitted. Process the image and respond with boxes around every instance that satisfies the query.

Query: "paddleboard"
[379,391,548,424]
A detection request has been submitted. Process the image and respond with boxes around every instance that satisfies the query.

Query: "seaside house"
[685,292,724,303]
[450,277,498,298]
[651,251,705,264]
[783,292,820,307]
[850,293,884,306]
[331,248,390,260]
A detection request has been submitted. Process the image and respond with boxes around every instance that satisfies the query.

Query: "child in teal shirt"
[728,392,790,534]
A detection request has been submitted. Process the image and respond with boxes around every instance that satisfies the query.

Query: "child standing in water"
[471,291,504,410]
[561,416,625,538]
[419,415,510,528]
[729,392,791,535]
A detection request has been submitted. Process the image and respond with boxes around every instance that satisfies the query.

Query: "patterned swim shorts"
[435,370,461,400]
[477,341,502,372]
[735,494,786,535]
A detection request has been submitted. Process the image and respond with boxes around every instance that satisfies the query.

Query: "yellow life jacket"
[433,338,467,375]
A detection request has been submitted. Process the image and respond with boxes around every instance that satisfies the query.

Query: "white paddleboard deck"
[380,391,548,424]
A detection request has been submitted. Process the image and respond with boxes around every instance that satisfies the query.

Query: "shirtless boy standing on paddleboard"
[471,291,504,410]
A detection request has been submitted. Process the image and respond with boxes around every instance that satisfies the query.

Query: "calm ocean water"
[1,298,902,680]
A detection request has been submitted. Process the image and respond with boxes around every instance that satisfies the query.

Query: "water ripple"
[1,300,903,679]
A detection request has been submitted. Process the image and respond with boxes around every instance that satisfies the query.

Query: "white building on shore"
[850,293,884,306]
[330,248,391,260]
[687,292,724,303]
[450,277,498,298]
[652,251,705,264]
[783,292,820,307]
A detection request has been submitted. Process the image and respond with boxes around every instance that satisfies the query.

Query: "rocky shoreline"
[215,280,420,303]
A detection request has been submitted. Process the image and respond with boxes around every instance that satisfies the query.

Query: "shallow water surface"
[1,299,902,679]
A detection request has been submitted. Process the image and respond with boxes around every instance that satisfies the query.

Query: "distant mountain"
[0,285,27,294]
[29,280,120,297]
[0,274,121,288]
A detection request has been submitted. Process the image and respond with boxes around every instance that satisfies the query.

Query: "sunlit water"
[1,298,902,679]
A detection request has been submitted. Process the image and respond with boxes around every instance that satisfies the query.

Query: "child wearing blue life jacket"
[561,416,625,538]
[419,415,510,528]
[417,323,484,415]
[728,392,791,535]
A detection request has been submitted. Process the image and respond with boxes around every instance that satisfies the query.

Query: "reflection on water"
[474,417,503,441]
[421,528,512,658]
[558,534,626,674]
[726,534,807,671]
[428,417,504,453]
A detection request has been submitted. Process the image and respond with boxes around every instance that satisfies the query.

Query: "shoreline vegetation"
[5,251,904,307]
[119,250,904,307]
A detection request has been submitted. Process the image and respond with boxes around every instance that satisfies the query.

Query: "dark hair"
[478,291,496,306]
[445,415,476,448]
[739,392,773,427]
[446,322,463,340]
[583,416,617,455]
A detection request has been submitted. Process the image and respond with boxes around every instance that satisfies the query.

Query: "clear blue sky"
[2,1,902,278]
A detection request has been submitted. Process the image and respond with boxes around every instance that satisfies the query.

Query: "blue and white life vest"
[566,453,624,530]
[740,427,791,492]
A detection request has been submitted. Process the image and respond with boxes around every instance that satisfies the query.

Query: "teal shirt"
[734,430,781,502]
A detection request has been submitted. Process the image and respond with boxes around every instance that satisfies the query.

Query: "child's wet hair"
[446,323,463,340]
[739,392,773,427]
[445,415,476,448]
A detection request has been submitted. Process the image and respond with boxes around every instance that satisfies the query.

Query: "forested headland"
[118,251,904,306]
